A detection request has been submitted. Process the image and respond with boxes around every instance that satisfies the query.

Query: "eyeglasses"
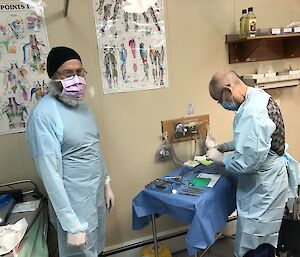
[56,68,87,78]
[217,85,234,104]
[217,88,226,104]
[232,70,246,84]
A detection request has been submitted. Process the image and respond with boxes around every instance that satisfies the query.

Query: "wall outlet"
[186,103,195,115]
[161,115,209,143]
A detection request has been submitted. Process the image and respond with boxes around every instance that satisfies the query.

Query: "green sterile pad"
[189,177,211,187]
[197,159,214,166]
[194,155,214,166]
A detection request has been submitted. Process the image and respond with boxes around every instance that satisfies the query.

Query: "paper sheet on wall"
[0,0,50,135]
[93,0,169,94]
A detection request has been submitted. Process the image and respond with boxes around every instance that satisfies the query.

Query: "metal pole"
[151,214,159,257]
[63,0,69,17]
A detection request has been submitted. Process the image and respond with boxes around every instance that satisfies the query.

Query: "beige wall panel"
[0,132,45,196]
[0,0,300,249]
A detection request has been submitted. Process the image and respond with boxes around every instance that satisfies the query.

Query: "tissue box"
[289,70,300,75]
[271,27,281,35]
[283,27,293,33]
[294,27,300,33]
[264,72,277,78]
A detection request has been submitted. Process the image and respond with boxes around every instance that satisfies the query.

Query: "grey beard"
[48,80,82,107]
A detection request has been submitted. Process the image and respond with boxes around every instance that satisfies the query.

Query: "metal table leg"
[151,214,159,257]
[198,233,224,257]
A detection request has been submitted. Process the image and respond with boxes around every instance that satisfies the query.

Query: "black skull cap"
[46,46,81,78]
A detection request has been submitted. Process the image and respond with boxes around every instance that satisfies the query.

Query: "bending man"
[206,70,298,257]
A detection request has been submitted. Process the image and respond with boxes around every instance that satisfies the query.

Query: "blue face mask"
[221,101,239,111]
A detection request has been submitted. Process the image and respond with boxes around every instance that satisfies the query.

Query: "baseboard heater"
[102,228,188,256]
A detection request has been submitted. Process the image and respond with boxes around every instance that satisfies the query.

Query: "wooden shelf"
[225,33,300,63]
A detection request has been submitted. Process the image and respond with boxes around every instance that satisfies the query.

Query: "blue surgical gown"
[26,94,107,257]
[223,87,289,257]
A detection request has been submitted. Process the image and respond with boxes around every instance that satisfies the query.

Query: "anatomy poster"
[0,1,49,135]
[93,0,168,94]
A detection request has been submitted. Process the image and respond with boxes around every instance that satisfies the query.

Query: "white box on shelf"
[242,73,264,80]
[289,70,300,75]
[293,27,300,33]
[264,72,277,78]
[283,27,293,33]
[271,28,281,35]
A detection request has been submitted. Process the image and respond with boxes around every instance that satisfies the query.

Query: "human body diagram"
[94,0,168,93]
[0,6,49,134]
[1,96,28,129]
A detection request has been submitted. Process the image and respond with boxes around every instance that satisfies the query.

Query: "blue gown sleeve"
[223,111,275,174]
[26,112,88,233]
[284,150,299,199]
[89,108,108,178]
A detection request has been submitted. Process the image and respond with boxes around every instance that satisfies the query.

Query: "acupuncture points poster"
[93,0,168,94]
[0,1,49,135]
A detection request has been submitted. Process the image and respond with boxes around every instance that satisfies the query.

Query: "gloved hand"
[206,148,224,165]
[215,143,229,153]
[105,183,115,211]
[215,141,235,153]
[205,130,216,149]
[67,231,86,247]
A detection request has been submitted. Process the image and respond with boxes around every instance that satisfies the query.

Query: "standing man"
[206,70,298,257]
[26,46,115,257]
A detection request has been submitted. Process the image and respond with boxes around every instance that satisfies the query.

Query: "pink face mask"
[58,75,86,99]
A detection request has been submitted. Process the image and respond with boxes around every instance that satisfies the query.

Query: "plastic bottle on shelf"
[246,7,256,37]
[240,9,247,37]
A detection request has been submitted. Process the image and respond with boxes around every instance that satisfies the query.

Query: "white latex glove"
[215,143,229,153]
[105,183,115,211]
[67,231,86,247]
[215,141,235,153]
[206,148,224,165]
[205,131,216,149]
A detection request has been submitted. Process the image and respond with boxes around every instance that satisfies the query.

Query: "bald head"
[209,70,246,102]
